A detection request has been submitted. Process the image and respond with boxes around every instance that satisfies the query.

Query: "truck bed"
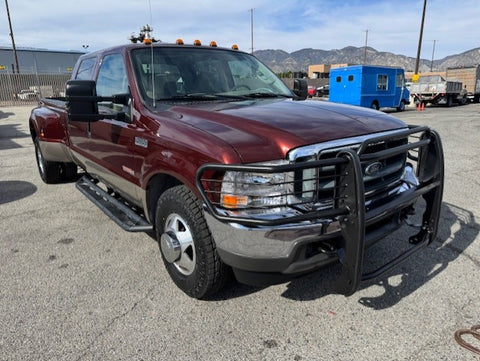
[40,97,67,108]
[410,76,462,94]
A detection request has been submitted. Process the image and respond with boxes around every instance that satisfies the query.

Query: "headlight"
[221,170,289,209]
[220,160,317,211]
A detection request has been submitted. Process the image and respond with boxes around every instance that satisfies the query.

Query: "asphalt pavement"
[1,103,479,361]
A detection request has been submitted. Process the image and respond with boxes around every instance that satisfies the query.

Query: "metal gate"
[0,73,70,107]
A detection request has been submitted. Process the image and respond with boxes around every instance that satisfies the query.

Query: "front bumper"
[197,126,444,295]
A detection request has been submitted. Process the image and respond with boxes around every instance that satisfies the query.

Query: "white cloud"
[0,0,478,59]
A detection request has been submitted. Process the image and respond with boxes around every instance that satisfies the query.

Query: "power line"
[4,0,20,73]
[250,8,254,54]
[363,29,369,64]
[414,0,427,78]
[430,40,437,71]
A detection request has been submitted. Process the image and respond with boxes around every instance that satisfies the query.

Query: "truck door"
[394,71,407,107]
[68,56,97,160]
[87,53,141,203]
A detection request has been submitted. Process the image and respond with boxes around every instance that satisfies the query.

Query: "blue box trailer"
[329,65,410,111]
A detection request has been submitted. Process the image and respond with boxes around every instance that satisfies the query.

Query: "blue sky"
[0,0,478,59]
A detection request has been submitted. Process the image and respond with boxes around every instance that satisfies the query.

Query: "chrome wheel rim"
[164,213,196,276]
[35,142,45,175]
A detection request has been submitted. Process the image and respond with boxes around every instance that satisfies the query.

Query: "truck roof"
[78,41,246,60]
[331,65,406,72]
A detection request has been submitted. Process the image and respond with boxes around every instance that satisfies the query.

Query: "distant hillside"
[254,46,480,73]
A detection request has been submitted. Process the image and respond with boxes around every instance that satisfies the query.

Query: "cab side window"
[96,54,129,96]
[75,58,96,80]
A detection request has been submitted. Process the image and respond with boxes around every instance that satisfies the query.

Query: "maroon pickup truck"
[29,41,444,299]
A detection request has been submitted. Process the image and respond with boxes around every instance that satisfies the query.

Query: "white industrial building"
[0,47,84,74]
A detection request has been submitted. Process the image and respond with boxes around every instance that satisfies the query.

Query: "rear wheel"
[446,95,453,107]
[155,185,229,299]
[34,137,78,183]
[370,101,379,110]
[62,163,78,181]
[34,137,61,183]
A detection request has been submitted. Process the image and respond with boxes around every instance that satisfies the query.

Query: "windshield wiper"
[157,93,248,101]
[243,92,292,99]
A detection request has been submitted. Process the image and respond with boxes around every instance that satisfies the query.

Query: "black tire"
[34,137,61,183]
[62,163,78,181]
[155,185,229,299]
[370,101,379,110]
[446,95,453,107]
[396,100,406,112]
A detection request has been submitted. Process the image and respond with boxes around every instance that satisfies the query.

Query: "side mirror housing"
[66,80,130,122]
[66,80,99,122]
[293,78,308,100]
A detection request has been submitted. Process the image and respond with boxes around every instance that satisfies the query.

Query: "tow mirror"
[66,80,99,122]
[66,80,129,122]
[293,78,308,100]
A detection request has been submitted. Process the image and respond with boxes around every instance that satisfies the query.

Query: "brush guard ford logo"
[364,161,383,176]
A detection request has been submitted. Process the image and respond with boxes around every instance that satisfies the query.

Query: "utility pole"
[363,29,369,64]
[5,0,20,73]
[430,39,437,71]
[414,0,427,81]
[250,8,254,54]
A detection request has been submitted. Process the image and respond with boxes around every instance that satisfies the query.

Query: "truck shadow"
[279,202,478,307]
[0,123,31,150]
[0,110,14,120]
[0,180,37,205]
[148,201,478,303]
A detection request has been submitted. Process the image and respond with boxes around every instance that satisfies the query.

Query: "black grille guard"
[196,125,444,295]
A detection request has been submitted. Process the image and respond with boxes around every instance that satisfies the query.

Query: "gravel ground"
[1,103,479,361]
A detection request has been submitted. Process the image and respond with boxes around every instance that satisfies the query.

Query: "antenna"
[150,27,156,108]
[128,25,158,44]
[148,0,155,107]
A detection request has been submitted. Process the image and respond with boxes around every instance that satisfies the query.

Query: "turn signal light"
[221,194,248,209]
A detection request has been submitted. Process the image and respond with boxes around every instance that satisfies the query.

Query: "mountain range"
[253,46,480,73]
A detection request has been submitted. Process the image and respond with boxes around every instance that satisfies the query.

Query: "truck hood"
[166,99,406,163]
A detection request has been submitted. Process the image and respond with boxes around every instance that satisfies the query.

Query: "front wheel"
[155,185,229,299]
[396,100,406,112]
[370,101,379,110]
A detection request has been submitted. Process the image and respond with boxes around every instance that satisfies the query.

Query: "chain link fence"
[0,73,71,107]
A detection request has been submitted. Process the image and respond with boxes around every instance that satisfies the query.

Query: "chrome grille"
[293,134,409,210]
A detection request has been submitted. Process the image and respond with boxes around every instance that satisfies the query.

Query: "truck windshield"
[131,47,293,105]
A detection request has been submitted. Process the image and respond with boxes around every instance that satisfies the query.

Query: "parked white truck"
[410,75,467,107]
